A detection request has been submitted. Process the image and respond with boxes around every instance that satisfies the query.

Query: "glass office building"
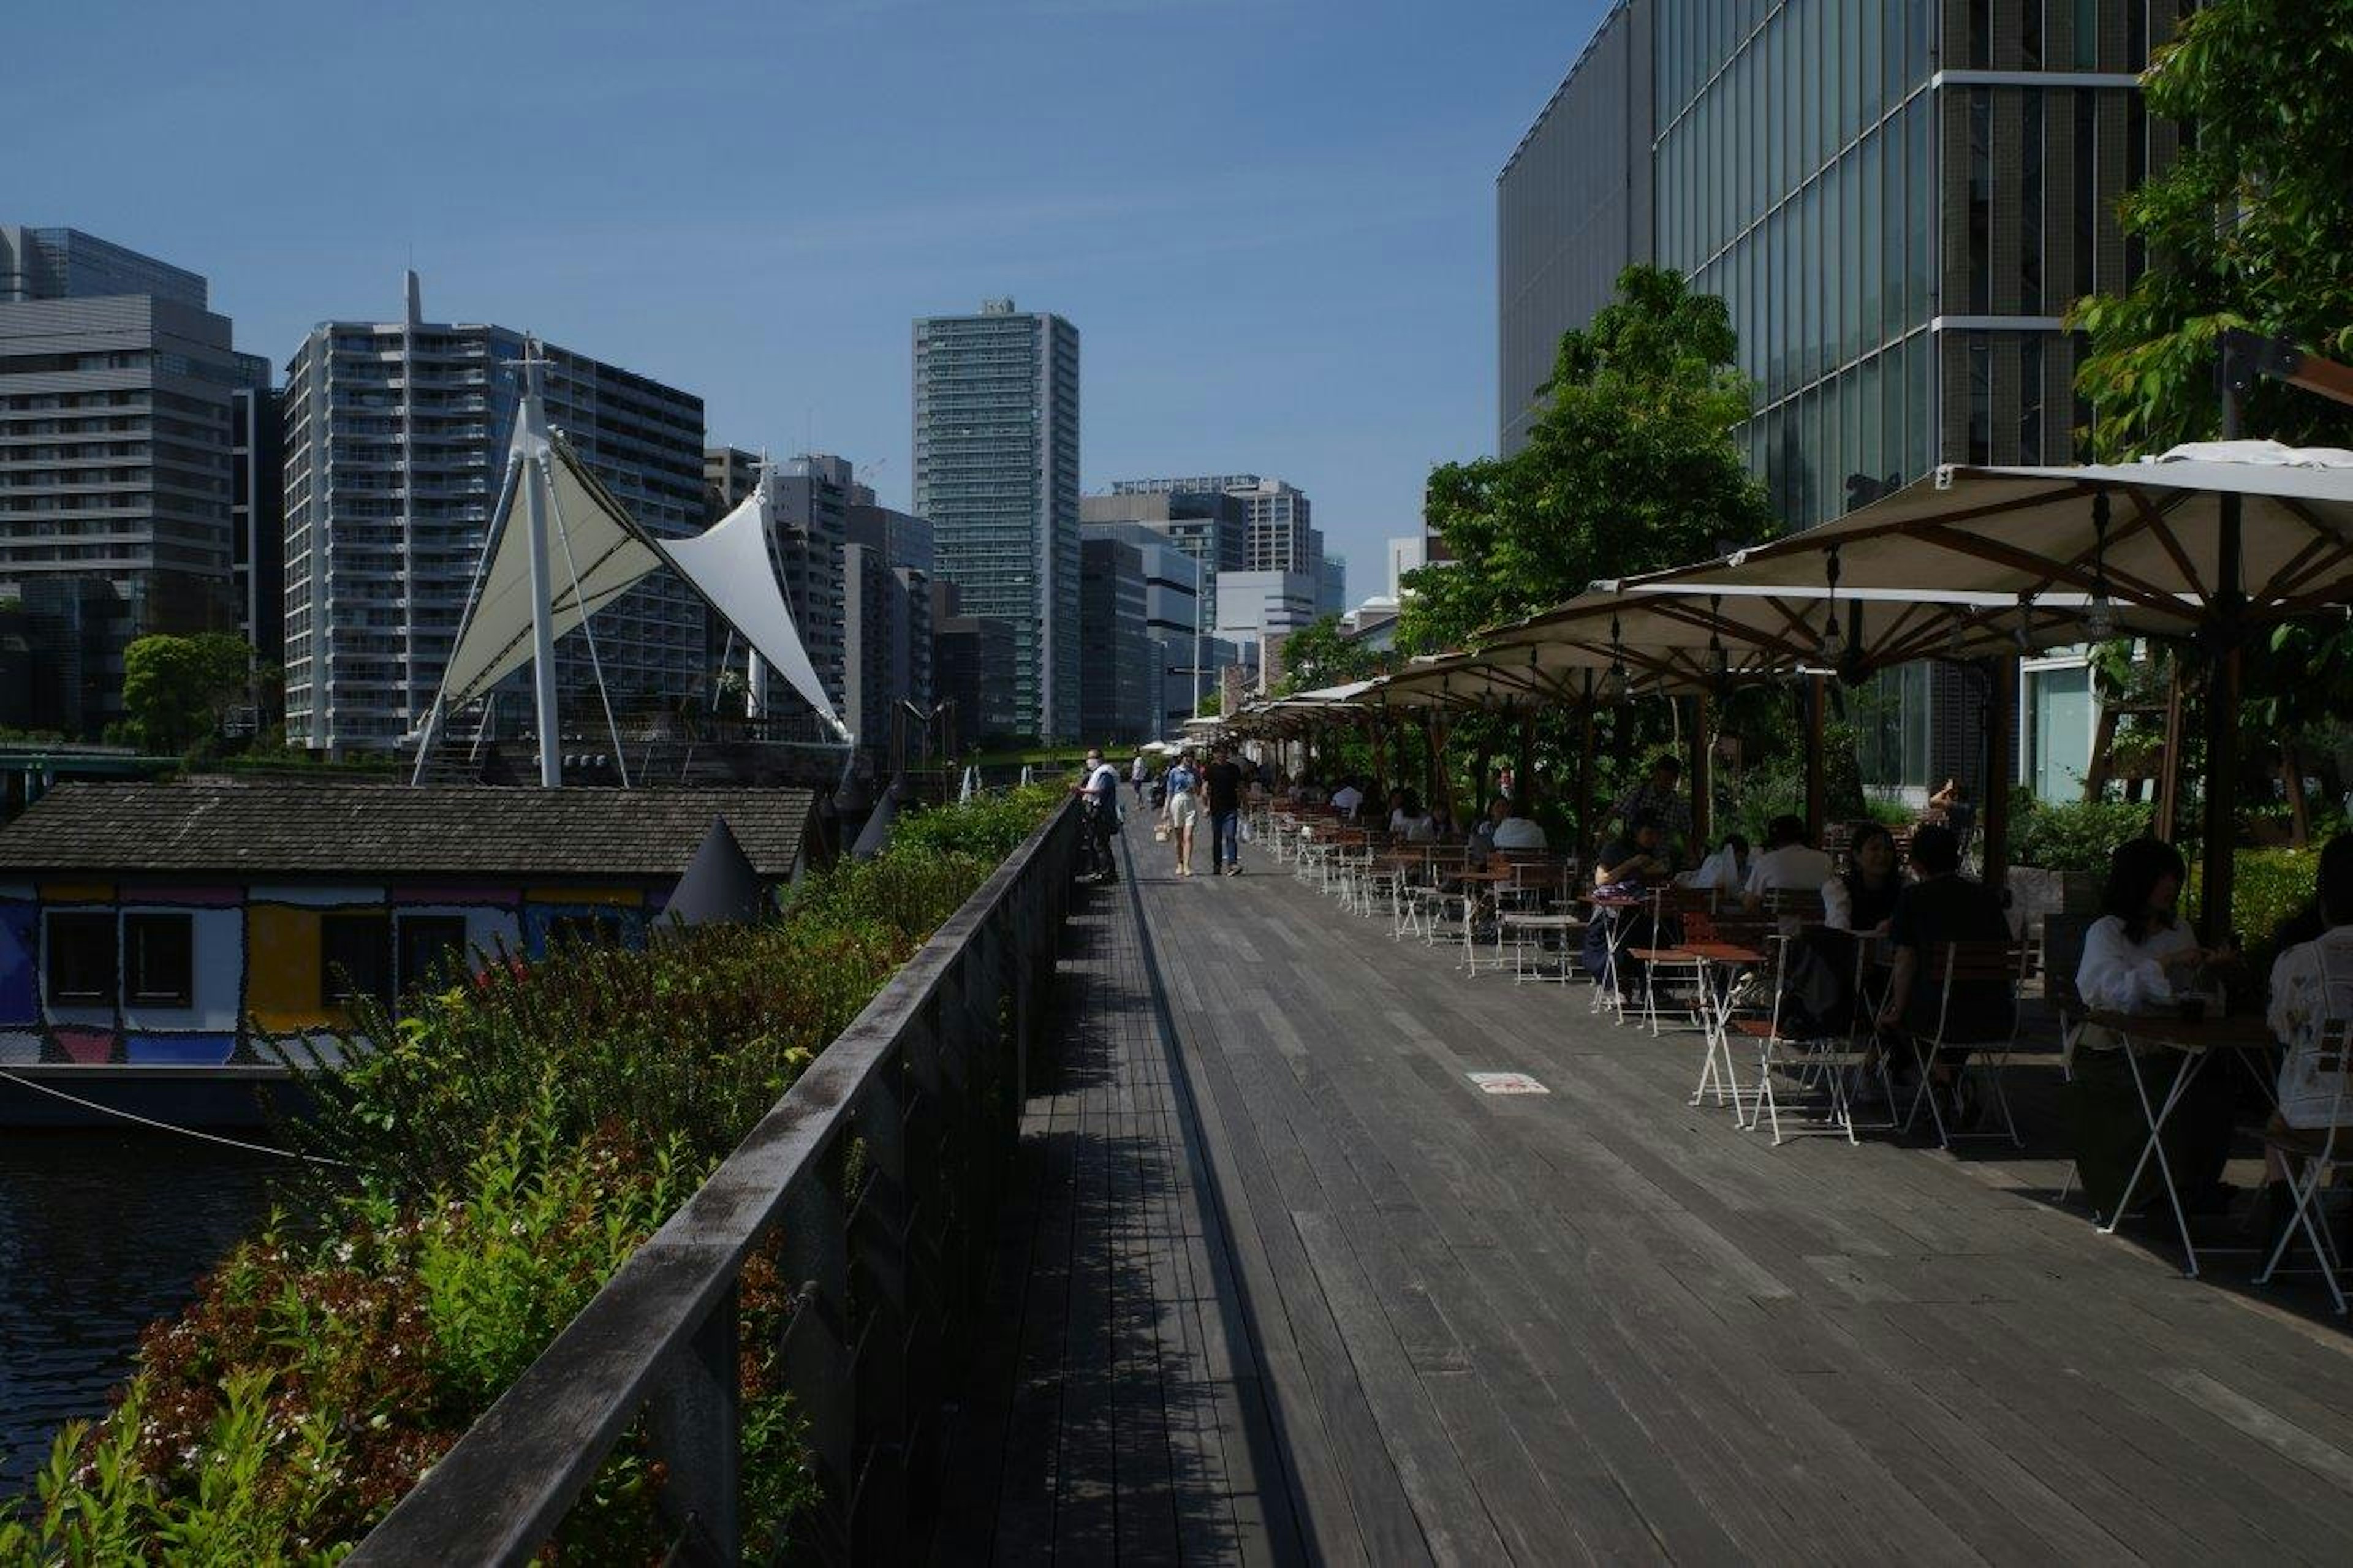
[1499,0,2191,787]
[913,300,1081,744]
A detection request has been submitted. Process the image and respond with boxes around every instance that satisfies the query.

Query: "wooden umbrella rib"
[1911,521,2199,621]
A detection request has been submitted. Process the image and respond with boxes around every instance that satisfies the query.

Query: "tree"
[1398,264,1776,656]
[1273,614,1382,696]
[2072,0,2353,456]
[121,633,254,754]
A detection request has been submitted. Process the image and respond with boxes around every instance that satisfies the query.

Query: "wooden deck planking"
[936,820,2353,1563]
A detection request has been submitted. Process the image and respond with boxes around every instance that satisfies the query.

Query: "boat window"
[47,912,116,1005]
[396,915,470,996]
[124,913,194,1008]
[320,913,393,1010]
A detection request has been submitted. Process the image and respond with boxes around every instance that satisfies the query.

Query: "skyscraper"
[842,501,934,755]
[913,299,1080,744]
[282,276,706,755]
[0,227,249,735]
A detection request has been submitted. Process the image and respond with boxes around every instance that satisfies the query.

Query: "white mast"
[518,350,563,787]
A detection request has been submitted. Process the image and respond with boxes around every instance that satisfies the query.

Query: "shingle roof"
[0,780,819,880]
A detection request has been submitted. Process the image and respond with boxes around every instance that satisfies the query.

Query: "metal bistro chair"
[1729,928,1882,1145]
[2257,1020,2353,1314]
[1629,885,1716,1036]
[1901,939,2033,1150]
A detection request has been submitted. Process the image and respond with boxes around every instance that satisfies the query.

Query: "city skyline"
[6,0,1615,610]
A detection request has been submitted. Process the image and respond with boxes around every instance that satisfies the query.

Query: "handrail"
[352,795,1081,1564]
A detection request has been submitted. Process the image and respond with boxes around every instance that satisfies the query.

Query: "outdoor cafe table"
[1581,892,1648,1015]
[2084,1008,2279,1276]
[1683,939,1769,1117]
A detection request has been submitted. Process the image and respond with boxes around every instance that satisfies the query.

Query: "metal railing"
[351,798,1080,1564]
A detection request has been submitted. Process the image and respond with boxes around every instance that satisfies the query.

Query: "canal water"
[0,1131,281,1497]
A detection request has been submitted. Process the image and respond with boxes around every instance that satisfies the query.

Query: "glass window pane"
[1860,0,1883,125]
[1844,151,1864,364]
[1907,96,1932,325]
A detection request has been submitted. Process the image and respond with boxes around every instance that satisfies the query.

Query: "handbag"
[1153,824,1170,843]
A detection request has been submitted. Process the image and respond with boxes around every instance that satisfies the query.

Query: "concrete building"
[913,299,1080,744]
[283,276,707,755]
[1498,0,2189,792]
[841,501,933,757]
[1082,517,1216,735]
[1387,535,1428,600]
[0,227,251,736]
[230,373,284,675]
[1078,535,1152,744]
[704,447,851,719]
[1215,569,1322,647]
[1315,554,1346,618]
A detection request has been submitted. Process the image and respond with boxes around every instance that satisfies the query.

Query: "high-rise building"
[913,298,1080,744]
[283,276,707,755]
[1081,489,1249,575]
[1108,474,1322,575]
[842,502,933,754]
[1498,1,2188,789]
[1082,517,1214,735]
[1387,536,1428,599]
[0,227,249,735]
[1314,554,1346,618]
[1215,569,1322,646]
[1079,535,1152,744]
[704,447,851,717]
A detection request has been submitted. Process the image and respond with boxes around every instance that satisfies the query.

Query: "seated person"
[1681,833,1751,896]
[1330,778,1365,820]
[1876,824,2013,1127]
[1742,814,1835,918]
[1491,798,1549,852]
[1592,814,1668,890]
[1611,754,1692,869]
[1929,777,1977,854]
[2069,836,2238,1218]
[2262,832,2353,1240]
[1387,788,1423,837]
[1782,822,1904,1040]
[1822,821,1902,935]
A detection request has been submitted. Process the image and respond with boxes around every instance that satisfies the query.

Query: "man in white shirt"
[1330,779,1365,820]
[1076,748,1123,884]
[1491,809,1548,851]
[1742,814,1834,916]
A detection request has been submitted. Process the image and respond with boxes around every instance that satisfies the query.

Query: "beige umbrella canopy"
[1574,441,2353,934]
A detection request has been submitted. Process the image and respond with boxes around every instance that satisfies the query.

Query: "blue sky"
[12,0,1610,604]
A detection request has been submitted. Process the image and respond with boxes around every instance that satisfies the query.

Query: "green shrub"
[2186,846,2321,968]
[2009,798,2159,873]
[4,787,1055,1559]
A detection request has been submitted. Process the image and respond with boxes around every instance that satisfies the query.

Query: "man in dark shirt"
[1203,746,1246,876]
[1877,824,2013,1121]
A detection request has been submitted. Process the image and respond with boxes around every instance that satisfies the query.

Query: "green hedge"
[0,787,1060,1560]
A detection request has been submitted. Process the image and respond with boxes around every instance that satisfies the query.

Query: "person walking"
[1204,744,1246,875]
[1164,749,1202,876]
[1130,748,1149,806]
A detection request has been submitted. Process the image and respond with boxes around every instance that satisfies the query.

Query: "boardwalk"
[938,820,2353,1563]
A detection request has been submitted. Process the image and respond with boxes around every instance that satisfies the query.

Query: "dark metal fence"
[350,798,1080,1564]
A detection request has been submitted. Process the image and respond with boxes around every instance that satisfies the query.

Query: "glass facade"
[1654,0,1938,526]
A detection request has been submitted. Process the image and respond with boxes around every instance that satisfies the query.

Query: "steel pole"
[520,359,563,788]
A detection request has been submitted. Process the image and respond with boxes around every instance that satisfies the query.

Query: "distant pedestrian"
[1076,747,1123,884]
[1164,749,1202,876]
[1130,748,1149,805]
[1205,745,1246,875]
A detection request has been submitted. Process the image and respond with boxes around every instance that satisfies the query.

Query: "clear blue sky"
[12,0,1611,605]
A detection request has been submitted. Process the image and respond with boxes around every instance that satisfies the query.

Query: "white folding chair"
[2257,1020,2353,1314]
[1901,939,2031,1149]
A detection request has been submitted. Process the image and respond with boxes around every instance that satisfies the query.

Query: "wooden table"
[2084,1008,2278,1274]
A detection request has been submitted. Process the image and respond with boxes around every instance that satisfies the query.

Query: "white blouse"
[2075,914,2199,1015]
[2267,929,2353,1129]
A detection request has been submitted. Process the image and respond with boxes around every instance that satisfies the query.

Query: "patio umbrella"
[1599,441,2353,936]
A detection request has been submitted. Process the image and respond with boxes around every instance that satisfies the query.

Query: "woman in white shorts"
[1164,751,1202,876]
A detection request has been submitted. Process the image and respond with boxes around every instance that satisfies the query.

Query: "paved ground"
[938,820,2353,1564]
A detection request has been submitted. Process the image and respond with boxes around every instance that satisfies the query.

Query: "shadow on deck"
[936,823,2353,1564]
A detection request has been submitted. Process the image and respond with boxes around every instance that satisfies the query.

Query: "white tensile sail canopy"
[433,405,847,748]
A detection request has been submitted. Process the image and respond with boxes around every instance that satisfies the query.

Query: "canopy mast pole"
[519,350,563,789]
[2200,343,2254,942]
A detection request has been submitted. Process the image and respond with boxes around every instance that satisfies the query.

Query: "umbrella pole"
[1985,656,2016,890]
[1803,675,1827,843]
[2199,369,2248,945]
[1575,685,1596,865]
[1688,693,1712,848]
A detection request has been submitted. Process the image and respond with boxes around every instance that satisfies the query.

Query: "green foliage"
[6,787,1054,1558]
[2072,0,2353,460]
[1274,614,1382,695]
[120,632,254,755]
[2009,797,2162,873]
[2186,846,2322,966]
[1400,265,1776,654]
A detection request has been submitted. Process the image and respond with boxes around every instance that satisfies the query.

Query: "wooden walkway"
[937,820,2353,1563]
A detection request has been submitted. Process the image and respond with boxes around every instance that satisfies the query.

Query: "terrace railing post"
[779,1146,853,1542]
[852,1059,913,1555]
[645,1273,741,1564]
